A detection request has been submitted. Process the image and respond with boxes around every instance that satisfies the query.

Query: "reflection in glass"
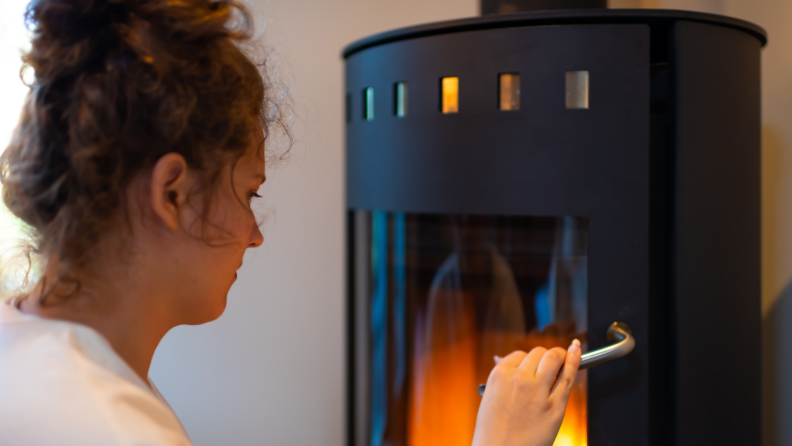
[499,73,520,111]
[441,77,459,114]
[356,212,588,446]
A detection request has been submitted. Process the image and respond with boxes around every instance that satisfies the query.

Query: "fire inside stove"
[355,212,589,446]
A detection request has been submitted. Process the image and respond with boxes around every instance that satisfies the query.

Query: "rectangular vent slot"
[395,82,408,118]
[566,71,589,109]
[499,73,520,111]
[441,77,459,114]
[364,87,374,121]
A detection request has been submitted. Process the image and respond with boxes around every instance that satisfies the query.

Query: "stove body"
[344,9,765,446]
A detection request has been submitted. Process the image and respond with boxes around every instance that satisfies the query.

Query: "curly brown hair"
[0,0,287,297]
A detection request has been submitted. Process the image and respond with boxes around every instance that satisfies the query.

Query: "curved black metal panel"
[673,21,761,445]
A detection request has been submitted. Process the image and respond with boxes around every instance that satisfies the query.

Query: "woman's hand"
[471,340,582,446]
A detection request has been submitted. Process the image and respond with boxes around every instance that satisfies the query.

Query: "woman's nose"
[249,224,264,248]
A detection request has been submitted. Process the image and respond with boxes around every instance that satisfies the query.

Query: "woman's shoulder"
[0,302,193,446]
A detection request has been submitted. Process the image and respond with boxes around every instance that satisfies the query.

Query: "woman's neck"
[18,263,176,384]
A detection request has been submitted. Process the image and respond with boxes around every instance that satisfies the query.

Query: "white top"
[0,301,194,446]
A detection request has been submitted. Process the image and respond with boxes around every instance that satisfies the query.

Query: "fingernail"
[568,339,580,353]
[494,355,503,364]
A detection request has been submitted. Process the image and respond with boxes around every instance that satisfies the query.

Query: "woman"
[0,0,581,445]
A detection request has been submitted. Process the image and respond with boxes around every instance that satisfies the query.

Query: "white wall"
[148,2,477,445]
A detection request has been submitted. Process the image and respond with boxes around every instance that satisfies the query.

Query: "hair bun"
[28,0,131,37]
[24,0,137,87]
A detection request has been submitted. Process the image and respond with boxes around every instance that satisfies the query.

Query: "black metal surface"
[647,34,675,445]
[346,23,651,445]
[481,0,606,15]
[672,21,761,445]
[342,9,766,58]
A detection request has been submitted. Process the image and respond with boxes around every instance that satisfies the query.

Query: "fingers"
[535,347,567,390]
[551,339,582,398]
[517,347,548,377]
[497,350,528,369]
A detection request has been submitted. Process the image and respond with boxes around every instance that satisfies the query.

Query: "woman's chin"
[185,293,228,325]
[208,294,229,322]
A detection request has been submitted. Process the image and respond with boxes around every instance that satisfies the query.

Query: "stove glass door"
[352,211,589,446]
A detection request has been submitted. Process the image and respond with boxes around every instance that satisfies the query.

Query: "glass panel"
[566,71,589,109]
[364,87,375,121]
[357,212,588,446]
[441,77,459,114]
[395,82,408,118]
[499,73,520,111]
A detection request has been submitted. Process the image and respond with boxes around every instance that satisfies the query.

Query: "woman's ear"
[150,153,190,231]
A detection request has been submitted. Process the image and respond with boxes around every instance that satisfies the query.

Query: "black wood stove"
[343,2,765,445]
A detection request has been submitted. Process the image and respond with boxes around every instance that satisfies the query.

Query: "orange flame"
[409,326,587,446]
[409,289,477,446]
[408,335,478,446]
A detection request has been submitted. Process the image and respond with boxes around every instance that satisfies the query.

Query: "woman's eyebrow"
[254,173,267,184]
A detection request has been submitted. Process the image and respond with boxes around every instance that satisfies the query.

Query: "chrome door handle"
[477,321,635,396]
[577,321,635,370]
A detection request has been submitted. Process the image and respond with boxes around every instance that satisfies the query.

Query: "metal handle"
[477,321,635,396]
[578,321,635,370]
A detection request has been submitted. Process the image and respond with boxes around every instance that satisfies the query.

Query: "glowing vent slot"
[441,77,459,114]
[499,73,520,111]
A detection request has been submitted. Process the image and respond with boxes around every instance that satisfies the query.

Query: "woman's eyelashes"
[247,191,262,203]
